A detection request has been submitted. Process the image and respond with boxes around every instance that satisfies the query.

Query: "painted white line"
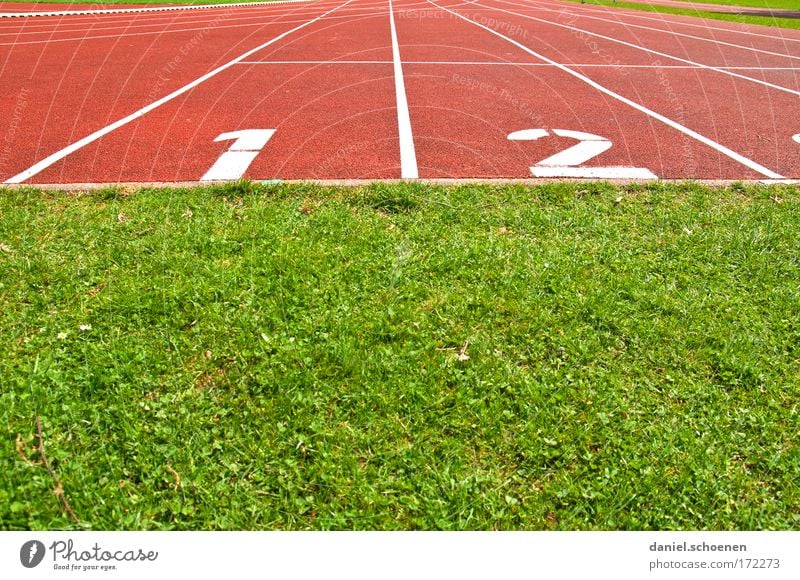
[532,166,657,178]
[410,63,800,70]
[0,0,318,19]
[495,0,800,62]
[236,60,800,70]
[793,134,800,144]
[472,0,800,97]
[430,0,784,179]
[239,59,393,63]
[4,0,352,185]
[472,1,800,97]
[389,0,418,179]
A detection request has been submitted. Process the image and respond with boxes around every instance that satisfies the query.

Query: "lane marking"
[201,129,276,181]
[389,0,419,179]
[239,59,393,64]
[793,134,800,144]
[493,0,800,62]
[508,128,657,178]
[236,59,800,70]
[3,0,353,184]
[472,1,800,97]
[0,0,319,19]
[530,166,657,178]
[430,0,784,179]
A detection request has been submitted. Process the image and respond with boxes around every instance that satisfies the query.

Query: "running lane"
[0,0,363,182]
[5,0,407,182]
[395,0,795,178]
[467,0,800,177]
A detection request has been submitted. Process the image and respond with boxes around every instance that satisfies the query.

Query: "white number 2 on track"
[201,129,276,181]
[508,129,657,179]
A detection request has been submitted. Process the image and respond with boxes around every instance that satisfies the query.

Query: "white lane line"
[0,0,318,19]
[428,0,784,179]
[237,59,800,70]
[239,59,393,63]
[472,1,800,97]
[494,0,800,61]
[4,0,353,185]
[531,166,658,178]
[389,0,419,179]
[416,63,799,70]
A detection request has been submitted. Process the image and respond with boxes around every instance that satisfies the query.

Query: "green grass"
[1,181,799,530]
[566,0,800,31]
[659,0,797,9]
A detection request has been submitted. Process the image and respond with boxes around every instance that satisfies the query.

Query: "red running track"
[0,0,798,183]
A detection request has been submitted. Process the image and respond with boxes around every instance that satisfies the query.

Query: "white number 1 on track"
[508,129,657,179]
[201,129,276,181]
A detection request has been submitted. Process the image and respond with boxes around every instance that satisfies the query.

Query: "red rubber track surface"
[0,2,168,10]
[0,0,797,183]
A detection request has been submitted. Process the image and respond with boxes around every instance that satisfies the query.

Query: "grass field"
[644,0,800,11]
[1,181,799,530]
[662,0,796,9]
[566,0,800,31]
